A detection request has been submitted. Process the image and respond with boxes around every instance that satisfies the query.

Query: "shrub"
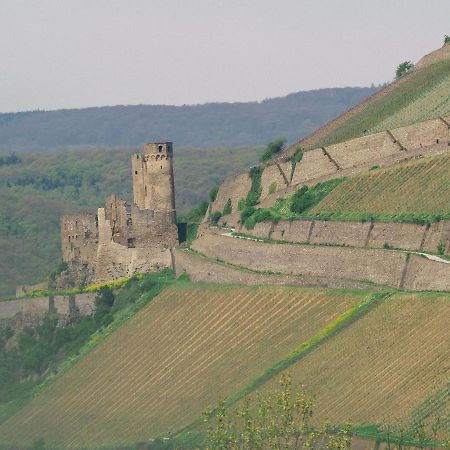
[244,208,279,230]
[260,138,286,162]
[268,182,277,195]
[290,148,304,180]
[246,166,263,206]
[240,206,256,224]
[369,165,380,171]
[209,211,222,225]
[383,242,393,250]
[238,197,247,211]
[223,198,232,215]
[209,185,219,202]
[445,35,450,44]
[437,243,445,255]
[291,178,345,214]
[396,61,414,79]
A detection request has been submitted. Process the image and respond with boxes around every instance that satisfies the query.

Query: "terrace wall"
[243,219,450,254]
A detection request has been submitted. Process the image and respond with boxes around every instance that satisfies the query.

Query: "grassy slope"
[264,292,450,437]
[0,145,261,297]
[0,284,367,449]
[1,286,448,449]
[309,152,450,221]
[286,56,450,153]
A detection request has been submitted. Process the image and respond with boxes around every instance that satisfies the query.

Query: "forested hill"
[0,86,379,152]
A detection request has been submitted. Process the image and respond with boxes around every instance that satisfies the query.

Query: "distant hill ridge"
[0,87,378,152]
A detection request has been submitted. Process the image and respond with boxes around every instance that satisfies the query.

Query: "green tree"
[204,373,352,449]
[444,35,450,44]
[260,139,287,162]
[395,61,414,79]
[223,199,233,216]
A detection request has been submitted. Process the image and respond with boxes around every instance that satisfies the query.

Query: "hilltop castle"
[60,142,179,287]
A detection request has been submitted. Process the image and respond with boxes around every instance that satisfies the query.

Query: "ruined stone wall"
[94,208,173,282]
[245,219,450,254]
[0,293,96,335]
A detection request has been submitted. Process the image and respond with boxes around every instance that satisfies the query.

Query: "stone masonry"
[60,143,178,287]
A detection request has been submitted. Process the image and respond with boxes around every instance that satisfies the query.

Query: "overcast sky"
[1,0,449,112]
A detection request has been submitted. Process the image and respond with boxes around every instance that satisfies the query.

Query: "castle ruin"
[60,142,179,286]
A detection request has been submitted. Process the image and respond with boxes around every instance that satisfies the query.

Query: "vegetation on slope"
[240,178,345,230]
[309,152,450,223]
[299,57,450,150]
[0,87,378,152]
[0,284,367,448]
[0,145,262,297]
[262,292,450,440]
[0,270,173,423]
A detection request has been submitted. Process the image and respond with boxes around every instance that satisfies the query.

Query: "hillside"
[283,44,450,155]
[0,145,262,297]
[0,87,377,153]
[0,285,448,449]
[0,284,368,448]
[309,152,450,221]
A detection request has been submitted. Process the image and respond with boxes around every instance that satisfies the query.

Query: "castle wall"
[94,208,173,282]
[131,142,175,212]
[60,213,99,264]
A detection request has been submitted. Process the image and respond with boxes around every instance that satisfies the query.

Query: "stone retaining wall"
[191,233,450,291]
[244,219,450,254]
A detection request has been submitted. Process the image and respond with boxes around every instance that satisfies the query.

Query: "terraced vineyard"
[0,283,367,449]
[309,152,450,221]
[295,55,450,151]
[264,292,450,434]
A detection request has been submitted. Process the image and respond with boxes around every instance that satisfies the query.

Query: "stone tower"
[131,142,176,213]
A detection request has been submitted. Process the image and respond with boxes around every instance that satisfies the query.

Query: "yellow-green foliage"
[309,153,450,222]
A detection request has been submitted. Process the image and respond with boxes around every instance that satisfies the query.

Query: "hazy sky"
[1,0,450,112]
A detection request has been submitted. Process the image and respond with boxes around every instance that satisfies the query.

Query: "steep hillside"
[0,284,367,448]
[284,44,450,155]
[0,86,377,152]
[309,152,450,221]
[1,285,448,449]
[264,292,450,436]
[0,145,262,297]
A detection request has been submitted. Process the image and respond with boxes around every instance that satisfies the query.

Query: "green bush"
[210,211,222,224]
[223,198,232,215]
[291,179,345,214]
[437,243,445,255]
[268,182,277,195]
[445,35,450,44]
[246,166,263,206]
[383,242,393,250]
[260,138,286,162]
[290,148,304,180]
[209,185,219,202]
[396,61,414,79]
[369,165,380,171]
[244,208,279,230]
[240,206,256,224]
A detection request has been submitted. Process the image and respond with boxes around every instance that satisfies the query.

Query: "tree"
[260,139,287,162]
[395,61,414,79]
[209,186,220,203]
[444,35,450,45]
[204,373,352,449]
